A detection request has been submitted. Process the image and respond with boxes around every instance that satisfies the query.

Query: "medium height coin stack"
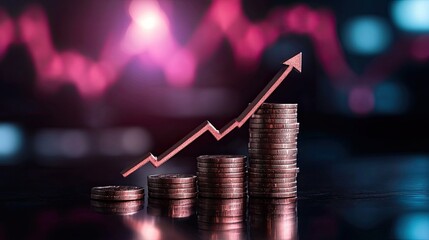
[197,155,247,199]
[248,103,299,198]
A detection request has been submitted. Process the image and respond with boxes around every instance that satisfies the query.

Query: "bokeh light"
[348,86,374,115]
[0,123,22,159]
[391,0,429,32]
[395,213,429,239]
[343,16,392,55]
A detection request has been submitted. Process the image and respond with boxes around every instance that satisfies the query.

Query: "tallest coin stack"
[248,103,299,198]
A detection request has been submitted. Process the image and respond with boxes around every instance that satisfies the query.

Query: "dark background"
[0,0,428,239]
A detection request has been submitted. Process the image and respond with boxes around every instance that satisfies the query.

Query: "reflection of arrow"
[121,52,302,177]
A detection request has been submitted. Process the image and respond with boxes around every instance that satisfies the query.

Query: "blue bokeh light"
[343,16,392,55]
[0,123,22,158]
[391,0,429,32]
[395,213,429,239]
[374,81,409,114]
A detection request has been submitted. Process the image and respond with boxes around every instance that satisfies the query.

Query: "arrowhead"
[283,52,302,72]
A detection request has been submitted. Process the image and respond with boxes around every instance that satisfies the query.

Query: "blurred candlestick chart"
[0,0,428,114]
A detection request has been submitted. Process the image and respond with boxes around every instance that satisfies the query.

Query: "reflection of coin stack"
[148,174,197,199]
[248,103,299,198]
[197,155,247,199]
[249,198,298,240]
[197,198,247,239]
[90,200,144,215]
[90,186,145,215]
[147,198,196,218]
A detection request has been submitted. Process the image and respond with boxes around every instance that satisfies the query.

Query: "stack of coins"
[90,186,145,215]
[148,174,197,199]
[147,198,196,218]
[198,198,247,239]
[248,103,299,198]
[91,186,145,201]
[197,155,247,199]
[249,198,298,240]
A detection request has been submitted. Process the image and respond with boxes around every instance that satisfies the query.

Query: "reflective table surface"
[1,154,429,240]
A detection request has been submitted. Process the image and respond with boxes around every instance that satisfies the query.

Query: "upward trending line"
[121,52,302,177]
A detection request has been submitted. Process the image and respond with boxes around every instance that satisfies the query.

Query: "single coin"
[249,181,297,188]
[250,127,299,132]
[249,132,298,138]
[91,186,144,195]
[248,171,298,179]
[248,148,298,155]
[147,174,197,184]
[248,167,299,173]
[197,215,245,224]
[198,192,246,199]
[197,176,245,183]
[198,187,246,194]
[248,143,297,149]
[251,113,298,119]
[249,191,297,198]
[197,155,247,163]
[250,118,298,124]
[250,197,297,205]
[249,186,297,193]
[249,123,299,129]
[148,182,196,189]
[249,137,297,144]
[249,153,298,159]
[260,103,298,109]
[198,182,247,189]
[249,163,297,169]
[197,172,246,178]
[256,109,297,114]
[90,186,144,201]
[197,162,246,168]
[149,192,197,199]
[249,158,297,165]
[197,166,246,173]
[148,187,196,194]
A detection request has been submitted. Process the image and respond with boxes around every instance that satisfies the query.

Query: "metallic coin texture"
[248,103,300,199]
[90,186,144,201]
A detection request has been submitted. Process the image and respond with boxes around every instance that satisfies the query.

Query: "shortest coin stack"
[91,186,144,201]
[197,155,247,199]
[90,186,145,215]
[148,174,197,199]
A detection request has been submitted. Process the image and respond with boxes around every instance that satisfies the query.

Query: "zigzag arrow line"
[121,52,302,177]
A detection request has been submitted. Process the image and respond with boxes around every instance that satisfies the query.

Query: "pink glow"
[0,0,423,110]
[126,0,170,50]
[411,36,429,61]
[349,87,374,115]
[0,10,14,59]
[164,49,196,87]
